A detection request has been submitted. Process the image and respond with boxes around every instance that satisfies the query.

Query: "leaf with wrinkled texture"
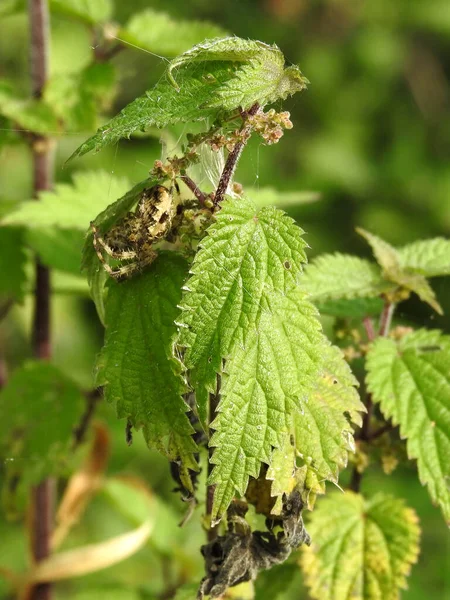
[366,329,450,522]
[292,345,363,479]
[302,492,420,600]
[96,254,197,488]
[70,37,307,158]
[398,237,450,277]
[300,254,392,302]
[267,345,363,513]
[2,171,131,231]
[208,287,326,520]
[177,195,310,424]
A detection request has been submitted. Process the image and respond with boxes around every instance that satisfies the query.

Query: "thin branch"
[0,355,7,390]
[29,0,49,99]
[179,174,208,206]
[351,302,395,492]
[73,389,103,448]
[28,2,54,599]
[379,300,395,337]
[369,422,395,441]
[363,316,376,342]
[349,468,362,493]
[214,103,259,206]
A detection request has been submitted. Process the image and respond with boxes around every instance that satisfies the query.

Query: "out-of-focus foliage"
[0,1,449,599]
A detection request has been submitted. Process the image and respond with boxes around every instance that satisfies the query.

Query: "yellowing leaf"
[301,493,420,600]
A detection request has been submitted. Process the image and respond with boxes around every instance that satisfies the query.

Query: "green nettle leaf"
[301,493,420,600]
[0,362,85,490]
[300,253,391,302]
[70,36,307,158]
[177,195,311,419]
[177,196,336,519]
[267,345,363,513]
[356,228,400,275]
[357,228,443,314]
[167,37,307,103]
[366,329,450,522]
[44,64,116,132]
[0,95,60,135]
[26,228,85,275]
[0,227,28,304]
[2,170,131,231]
[398,237,450,277]
[49,0,112,24]
[315,297,384,318]
[120,9,227,56]
[2,171,131,313]
[292,344,364,480]
[95,254,198,485]
[208,288,326,520]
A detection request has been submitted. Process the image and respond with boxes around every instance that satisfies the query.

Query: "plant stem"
[349,468,362,492]
[379,300,395,337]
[206,375,221,542]
[29,1,54,598]
[369,422,394,441]
[180,174,208,206]
[363,316,376,342]
[214,103,259,206]
[350,302,396,492]
[73,389,102,448]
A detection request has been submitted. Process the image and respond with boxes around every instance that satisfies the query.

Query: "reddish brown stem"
[180,174,208,206]
[379,300,395,337]
[351,302,396,492]
[369,422,394,441]
[363,316,376,342]
[73,389,103,448]
[29,1,54,599]
[214,103,259,206]
[29,0,49,98]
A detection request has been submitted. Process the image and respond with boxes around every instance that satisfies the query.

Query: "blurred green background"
[0,0,449,598]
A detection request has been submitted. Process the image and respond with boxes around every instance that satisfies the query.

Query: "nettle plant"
[1,28,450,600]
